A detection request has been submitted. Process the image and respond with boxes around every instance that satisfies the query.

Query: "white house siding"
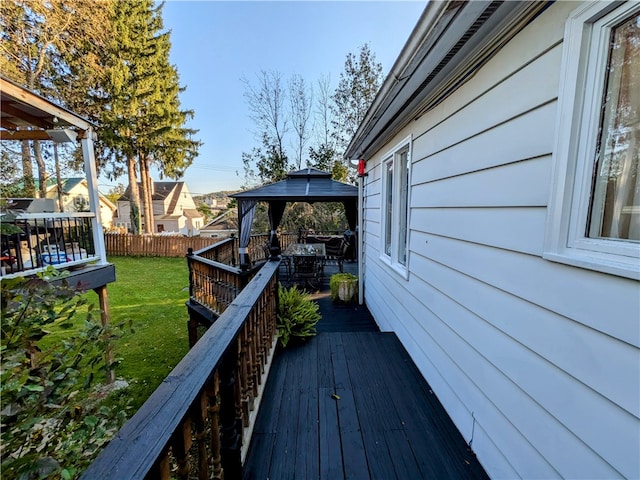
[361,2,640,479]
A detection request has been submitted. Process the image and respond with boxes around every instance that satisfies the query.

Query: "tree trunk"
[127,156,141,234]
[32,140,47,198]
[54,144,64,212]
[21,140,35,197]
[140,156,154,234]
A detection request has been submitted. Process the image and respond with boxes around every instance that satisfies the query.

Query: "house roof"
[202,209,237,230]
[231,168,357,203]
[120,181,185,203]
[183,208,203,219]
[45,177,84,193]
[45,177,117,211]
[345,0,550,160]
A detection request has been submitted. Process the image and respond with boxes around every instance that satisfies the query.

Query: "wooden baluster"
[219,345,242,479]
[256,304,262,387]
[243,315,254,403]
[171,417,192,479]
[146,448,171,480]
[238,327,250,426]
[188,311,199,349]
[207,372,223,480]
[250,310,260,399]
[194,390,209,480]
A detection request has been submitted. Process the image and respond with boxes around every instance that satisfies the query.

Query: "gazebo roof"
[230,168,357,203]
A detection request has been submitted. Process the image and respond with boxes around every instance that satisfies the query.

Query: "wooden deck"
[243,263,488,479]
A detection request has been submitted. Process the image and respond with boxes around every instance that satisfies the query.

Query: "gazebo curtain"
[238,199,257,268]
[343,199,357,231]
[268,201,287,255]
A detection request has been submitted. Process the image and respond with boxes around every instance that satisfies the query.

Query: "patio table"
[283,243,326,257]
[282,243,326,286]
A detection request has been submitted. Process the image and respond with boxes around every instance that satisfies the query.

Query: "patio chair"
[293,255,320,289]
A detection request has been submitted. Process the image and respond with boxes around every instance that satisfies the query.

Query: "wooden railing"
[80,259,281,480]
[0,212,99,278]
[186,234,275,347]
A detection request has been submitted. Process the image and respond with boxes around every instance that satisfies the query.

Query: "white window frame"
[544,1,640,280]
[380,135,412,278]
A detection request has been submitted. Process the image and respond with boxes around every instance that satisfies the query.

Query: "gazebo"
[230,168,358,268]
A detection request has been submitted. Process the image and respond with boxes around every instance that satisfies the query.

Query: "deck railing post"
[186,248,200,348]
[219,344,242,479]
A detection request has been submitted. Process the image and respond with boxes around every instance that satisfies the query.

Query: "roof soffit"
[0,76,94,141]
[346,0,550,160]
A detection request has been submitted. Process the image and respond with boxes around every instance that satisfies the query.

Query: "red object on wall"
[358,159,365,176]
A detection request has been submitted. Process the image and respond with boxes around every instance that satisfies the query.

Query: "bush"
[276,284,321,347]
[0,269,129,479]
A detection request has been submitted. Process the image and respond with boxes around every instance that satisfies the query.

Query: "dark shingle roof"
[231,168,356,202]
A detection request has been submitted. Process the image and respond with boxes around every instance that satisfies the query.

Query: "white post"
[82,128,108,265]
[358,174,364,305]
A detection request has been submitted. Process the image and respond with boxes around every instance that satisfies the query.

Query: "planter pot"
[330,274,358,303]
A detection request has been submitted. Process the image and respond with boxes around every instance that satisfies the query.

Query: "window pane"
[384,159,393,256]
[398,150,409,265]
[589,12,640,241]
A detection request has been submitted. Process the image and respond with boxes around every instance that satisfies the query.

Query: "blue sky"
[100,1,426,195]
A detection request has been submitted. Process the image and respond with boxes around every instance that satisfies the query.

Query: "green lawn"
[102,256,190,409]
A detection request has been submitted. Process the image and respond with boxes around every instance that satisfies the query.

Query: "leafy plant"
[0,270,129,479]
[329,273,358,303]
[276,284,320,347]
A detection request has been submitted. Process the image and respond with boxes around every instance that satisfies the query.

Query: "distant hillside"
[193,190,238,200]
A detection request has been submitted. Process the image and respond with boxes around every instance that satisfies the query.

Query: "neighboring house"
[45,177,116,230]
[116,181,204,236]
[346,2,639,480]
[199,209,237,239]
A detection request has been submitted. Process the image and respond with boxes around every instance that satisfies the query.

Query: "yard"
[87,256,190,409]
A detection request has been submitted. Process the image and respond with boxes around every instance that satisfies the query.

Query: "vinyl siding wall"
[361,2,640,478]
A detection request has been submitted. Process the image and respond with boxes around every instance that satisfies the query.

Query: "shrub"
[276,284,321,347]
[0,269,129,479]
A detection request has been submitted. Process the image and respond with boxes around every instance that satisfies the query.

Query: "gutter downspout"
[358,173,364,305]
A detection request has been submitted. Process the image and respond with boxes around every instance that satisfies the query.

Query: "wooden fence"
[104,234,221,258]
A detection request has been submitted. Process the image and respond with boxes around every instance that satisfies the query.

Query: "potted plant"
[329,273,358,303]
[276,284,321,347]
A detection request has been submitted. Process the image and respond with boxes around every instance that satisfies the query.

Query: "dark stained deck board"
[243,266,488,480]
[318,387,344,480]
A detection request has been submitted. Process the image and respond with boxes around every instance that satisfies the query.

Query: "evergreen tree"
[99,0,200,234]
[331,43,383,155]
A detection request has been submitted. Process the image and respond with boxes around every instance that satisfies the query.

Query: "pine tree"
[99,0,200,234]
[331,43,383,155]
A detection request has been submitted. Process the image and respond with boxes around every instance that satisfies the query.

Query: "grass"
[103,256,190,409]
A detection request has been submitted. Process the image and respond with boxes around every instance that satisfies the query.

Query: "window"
[381,136,411,276]
[545,2,640,280]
